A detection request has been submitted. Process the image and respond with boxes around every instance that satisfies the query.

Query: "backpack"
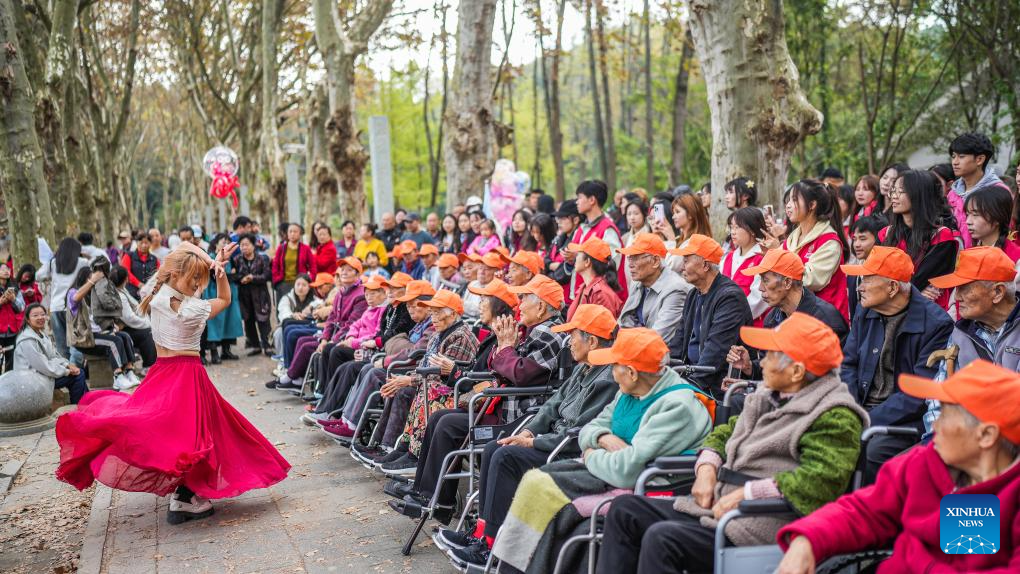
[90,277,123,331]
[66,298,95,348]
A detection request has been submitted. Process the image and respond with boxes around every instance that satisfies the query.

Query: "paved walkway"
[2,356,453,574]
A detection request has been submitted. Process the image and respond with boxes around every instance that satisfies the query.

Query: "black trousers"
[243,316,272,350]
[120,326,157,367]
[321,344,356,385]
[414,409,470,506]
[380,386,416,447]
[597,495,721,574]
[864,432,918,485]
[314,360,367,415]
[479,441,550,538]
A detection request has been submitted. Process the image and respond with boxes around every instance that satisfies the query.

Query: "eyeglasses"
[888,188,904,198]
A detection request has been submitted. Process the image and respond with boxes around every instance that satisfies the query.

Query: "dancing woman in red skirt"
[55,241,290,524]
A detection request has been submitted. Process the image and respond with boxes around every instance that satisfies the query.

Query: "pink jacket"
[322,281,367,342]
[777,443,1020,573]
[468,234,501,256]
[344,305,386,349]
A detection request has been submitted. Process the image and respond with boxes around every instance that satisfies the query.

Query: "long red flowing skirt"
[55,356,290,499]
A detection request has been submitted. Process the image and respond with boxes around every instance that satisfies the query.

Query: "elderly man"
[618,233,688,342]
[420,243,441,288]
[425,212,441,242]
[727,249,848,379]
[598,314,867,574]
[461,251,505,319]
[668,234,753,397]
[378,211,401,253]
[777,360,1020,574]
[921,246,1020,439]
[402,305,619,547]
[840,246,953,481]
[508,250,543,287]
[394,239,426,280]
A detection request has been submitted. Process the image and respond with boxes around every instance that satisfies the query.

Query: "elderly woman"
[273,257,366,392]
[438,305,621,568]
[566,237,623,320]
[231,234,274,356]
[490,328,714,574]
[597,314,867,574]
[776,360,1020,574]
[15,303,89,403]
[373,289,479,475]
[461,251,505,319]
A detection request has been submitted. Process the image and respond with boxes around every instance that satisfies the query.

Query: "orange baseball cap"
[509,274,565,309]
[618,233,667,258]
[363,275,387,290]
[742,249,805,281]
[670,234,723,264]
[551,304,617,339]
[395,279,436,302]
[459,253,482,264]
[310,272,334,288]
[510,251,544,276]
[468,278,520,309]
[400,240,418,252]
[417,289,465,315]
[929,246,1018,289]
[383,271,413,288]
[419,243,440,257]
[388,245,404,258]
[588,327,668,373]
[338,256,363,274]
[481,251,505,269]
[495,246,512,262]
[437,253,461,269]
[739,312,843,376]
[840,246,913,282]
[566,237,611,263]
[900,359,1020,443]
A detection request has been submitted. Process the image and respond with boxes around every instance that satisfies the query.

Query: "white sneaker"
[167,493,214,525]
[301,412,329,426]
[113,373,139,391]
[126,371,142,386]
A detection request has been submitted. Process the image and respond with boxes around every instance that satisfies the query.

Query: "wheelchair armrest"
[415,366,442,376]
[464,371,494,379]
[407,349,426,360]
[524,405,543,415]
[736,499,796,515]
[565,426,581,437]
[861,426,920,443]
[647,455,697,471]
[481,386,554,398]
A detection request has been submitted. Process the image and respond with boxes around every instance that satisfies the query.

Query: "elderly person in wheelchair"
[435,304,621,567]
[776,359,1020,574]
[490,327,714,574]
[387,275,567,516]
[597,313,867,574]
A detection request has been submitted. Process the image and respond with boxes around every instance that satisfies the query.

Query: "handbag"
[66,299,95,348]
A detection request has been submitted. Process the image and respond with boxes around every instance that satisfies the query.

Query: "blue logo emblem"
[940,494,1000,554]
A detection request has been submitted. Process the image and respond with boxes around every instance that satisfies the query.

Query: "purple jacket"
[322,281,367,342]
[345,305,386,349]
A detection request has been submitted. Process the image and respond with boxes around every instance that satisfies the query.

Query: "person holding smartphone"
[0,264,26,372]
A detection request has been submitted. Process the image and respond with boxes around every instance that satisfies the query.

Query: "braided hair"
[137,248,211,315]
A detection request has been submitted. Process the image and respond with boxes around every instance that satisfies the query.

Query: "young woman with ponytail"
[55,240,290,525]
[762,179,851,321]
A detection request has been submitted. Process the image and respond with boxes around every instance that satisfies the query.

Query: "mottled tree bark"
[0,0,46,265]
[669,28,693,186]
[688,0,823,238]
[260,0,286,223]
[443,0,499,207]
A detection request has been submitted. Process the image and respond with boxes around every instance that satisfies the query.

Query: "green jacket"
[578,368,713,488]
[703,406,863,515]
[524,363,618,453]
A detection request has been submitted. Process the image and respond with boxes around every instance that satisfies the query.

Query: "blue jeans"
[55,371,89,404]
[283,324,319,367]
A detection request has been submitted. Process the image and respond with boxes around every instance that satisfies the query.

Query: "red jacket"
[313,241,338,275]
[566,275,623,321]
[271,242,316,284]
[778,443,1020,573]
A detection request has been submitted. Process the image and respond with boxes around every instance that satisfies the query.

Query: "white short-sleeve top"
[149,285,212,351]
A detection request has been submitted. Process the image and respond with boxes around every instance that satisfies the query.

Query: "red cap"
[618,233,667,257]
[929,246,1018,289]
[739,312,843,376]
[670,234,723,264]
[840,246,914,282]
[587,328,668,373]
[900,359,1020,443]
[551,304,618,339]
[742,249,805,281]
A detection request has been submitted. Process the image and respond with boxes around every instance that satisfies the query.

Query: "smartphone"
[763,204,775,224]
[652,203,667,225]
